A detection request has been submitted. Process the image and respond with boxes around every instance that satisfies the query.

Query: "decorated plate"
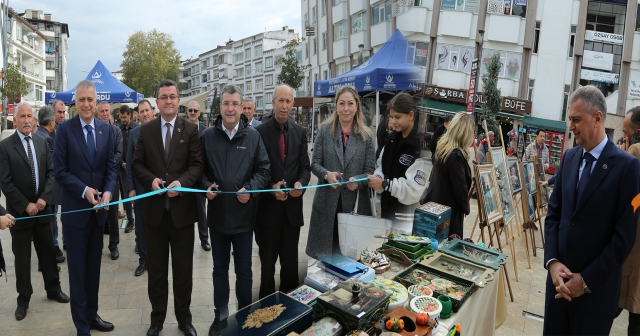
[408,285,433,297]
[410,296,442,315]
[368,279,408,305]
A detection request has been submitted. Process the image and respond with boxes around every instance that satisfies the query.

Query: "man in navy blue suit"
[54,80,118,336]
[543,85,640,335]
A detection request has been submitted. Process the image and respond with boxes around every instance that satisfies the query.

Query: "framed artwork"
[518,164,535,222]
[522,161,537,195]
[477,164,504,223]
[535,158,549,206]
[491,148,515,224]
[526,193,535,221]
[507,158,523,193]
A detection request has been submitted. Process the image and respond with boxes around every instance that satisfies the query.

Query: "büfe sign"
[424,85,532,115]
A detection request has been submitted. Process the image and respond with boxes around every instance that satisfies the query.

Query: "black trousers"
[106,185,120,249]
[256,215,301,299]
[10,222,61,307]
[118,169,134,221]
[146,211,194,326]
[196,193,208,241]
[134,198,147,264]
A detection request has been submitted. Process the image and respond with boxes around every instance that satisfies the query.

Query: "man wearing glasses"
[187,101,211,251]
[199,85,270,334]
[132,80,203,336]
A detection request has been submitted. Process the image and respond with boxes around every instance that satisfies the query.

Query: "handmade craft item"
[241,304,286,329]
[368,279,408,309]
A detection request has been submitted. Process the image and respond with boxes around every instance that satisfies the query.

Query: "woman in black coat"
[421,112,474,238]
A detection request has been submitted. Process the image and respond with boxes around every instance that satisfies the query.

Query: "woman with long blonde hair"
[421,112,474,237]
[306,86,376,259]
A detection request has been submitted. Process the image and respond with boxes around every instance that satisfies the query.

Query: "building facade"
[180,27,299,117]
[23,9,69,94]
[302,0,640,151]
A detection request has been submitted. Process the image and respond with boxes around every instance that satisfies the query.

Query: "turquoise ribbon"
[12,177,369,221]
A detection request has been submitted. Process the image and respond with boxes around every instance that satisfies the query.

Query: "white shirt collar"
[80,117,95,130]
[583,136,608,160]
[160,115,177,130]
[17,131,32,141]
[223,122,240,139]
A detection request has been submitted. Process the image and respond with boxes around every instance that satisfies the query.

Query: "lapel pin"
[99,131,102,134]
[177,128,181,133]
[180,139,184,144]
[602,164,607,170]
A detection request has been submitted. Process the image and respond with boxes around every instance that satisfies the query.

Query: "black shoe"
[55,246,66,263]
[135,262,146,277]
[15,305,27,320]
[89,315,114,332]
[208,319,220,336]
[201,240,211,251]
[63,244,66,251]
[135,243,138,254]
[124,221,134,233]
[178,323,197,336]
[110,247,119,260]
[47,291,70,303]
[146,325,163,336]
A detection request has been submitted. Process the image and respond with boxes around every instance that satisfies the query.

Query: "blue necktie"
[85,125,96,165]
[576,152,595,202]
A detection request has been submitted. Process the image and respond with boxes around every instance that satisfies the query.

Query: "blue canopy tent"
[312,29,421,144]
[45,60,144,104]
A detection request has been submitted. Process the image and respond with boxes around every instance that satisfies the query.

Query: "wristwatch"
[582,278,591,294]
[324,173,328,181]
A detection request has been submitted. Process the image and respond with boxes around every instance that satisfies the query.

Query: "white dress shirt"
[223,122,240,140]
[17,132,39,192]
[161,115,177,149]
[578,136,608,182]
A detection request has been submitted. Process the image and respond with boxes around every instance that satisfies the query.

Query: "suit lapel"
[333,126,345,170]
[166,117,182,166]
[11,132,29,166]
[566,148,581,212]
[343,133,356,168]
[94,119,105,167]
[574,141,614,215]
[152,118,166,166]
[71,116,93,166]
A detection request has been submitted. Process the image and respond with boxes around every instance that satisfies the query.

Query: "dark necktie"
[164,122,171,160]
[85,125,96,165]
[576,152,595,202]
[279,131,285,163]
[24,136,36,196]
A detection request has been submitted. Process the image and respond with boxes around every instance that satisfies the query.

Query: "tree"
[276,39,307,91]
[120,29,181,98]
[481,52,502,146]
[209,96,221,119]
[0,56,28,106]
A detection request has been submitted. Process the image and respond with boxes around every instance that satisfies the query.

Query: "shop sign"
[629,70,640,99]
[467,60,478,113]
[580,69,619,84]
[424,85,531,115]
[424,85,467,103]
[585,30,623,45]
[582,50,614,71]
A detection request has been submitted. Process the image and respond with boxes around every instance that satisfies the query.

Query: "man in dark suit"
[54,80,117,336]
[0,102,70,321]
[255,84,311,298]
[126,99,156,277]
[543,85,640,335]
[186,100,210,251]
[52,100,67,253]
[132,79,203,336]
[117,105,137,232]
[96,101,123,260]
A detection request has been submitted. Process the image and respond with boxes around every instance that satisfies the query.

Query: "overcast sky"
[12,0,301,89]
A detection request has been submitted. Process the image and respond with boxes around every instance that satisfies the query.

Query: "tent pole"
[375,90,380,151]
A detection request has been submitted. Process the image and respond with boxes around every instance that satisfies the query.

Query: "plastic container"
[408,285,434,302]
[410,296,443,333]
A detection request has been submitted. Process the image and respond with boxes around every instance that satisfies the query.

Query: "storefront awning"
[523,116,567,133]
[418,99,524,120]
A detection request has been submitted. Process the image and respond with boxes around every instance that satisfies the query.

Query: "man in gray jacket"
[200,85,270,334]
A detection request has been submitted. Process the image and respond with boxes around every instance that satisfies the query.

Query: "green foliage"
[209,96,221,119]
[361,99,372,126]
[481,52,502,146]
[121,29,181,97]
[0,56,28,104]
[275,39,307,90]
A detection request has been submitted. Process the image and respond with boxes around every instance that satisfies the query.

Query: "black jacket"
[376,117,389,159]
[430,124,446,154]
[200,115,271,234]
[380,130,421,218]
[0,202,6,275]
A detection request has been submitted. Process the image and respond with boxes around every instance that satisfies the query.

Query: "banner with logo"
[582,50,614,71]
[585,30,623,45]
[580,69,619,84]
[467,60,479,113]
[465,0,480,12]
[629,70,640,99]
[441,0,456,10]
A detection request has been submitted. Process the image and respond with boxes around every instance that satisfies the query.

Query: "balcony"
[395,6,429,36]
[350,30,370,54]
[46,69,55,78]
[486,14,522,44]
[332,0,348,24]
[333,38,349,59]
[371,21,392,48]
[439,10,473,38]
[350,0,366,15]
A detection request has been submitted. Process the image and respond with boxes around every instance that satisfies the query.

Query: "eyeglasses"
[221,102,241,107]
[188,109,199,113]
[158,95,179,101]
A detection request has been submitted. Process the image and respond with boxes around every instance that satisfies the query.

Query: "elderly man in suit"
[186,100,210,251]
[543,85,640,335]
[255,84,311,298]
[126,99,155,277]
[0,102,70,321]
[132,79,203,336]
[242,98,262,127]
[54,80,117,336]
[52,100,66,253]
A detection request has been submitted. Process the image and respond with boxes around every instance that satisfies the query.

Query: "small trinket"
[603,164,607,170]
[441,261,448,266]
[352,283,361,299]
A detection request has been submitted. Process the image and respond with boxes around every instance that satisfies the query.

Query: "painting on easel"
[535,158,549,206]
[491,148,515,224]
[507,158,523,193]
[477,164,504,223]
[522,161,537,195]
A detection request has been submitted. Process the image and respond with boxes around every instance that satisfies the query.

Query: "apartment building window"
[266,75,274,86]
[441,0,479,13]
[304,13,309,27]
[237,84,244,93]
[352,11,368,33]
[246,81,252,92]
[245,48,251,59]
[46,61,54,70]
[562,85,570,121]
[435,44,474,73]
[480,49,522,80]
[236,68,244,77]
[256,79,263,91]
[245,64,251,76]
[333,0,344,5]
[337,62,349,75]
[276,55,284,65]
[213,56,218,65]
[305,43,309,58]
[255,62,263,73]
[202,74,208,82]
[296,51,303,61]
[406,41,429,67]
[256,96,264,108]
[312,6,317,23]
[587,2,625,35]
[218,54,226,64]
[266,57,274,68]
[196,64,200,72]
[334,21,348,41]
[569,25,577,58]
[46,80,54,89]
[234,52,243,62]
[45,41,55,54]
[323,70,328,80]
[321,0,327,16]
[372,1,392,25]
[533,21,541,54]
[35,85,43,102]
[255,45,263,57]
[322,32,327,50]
[528,79,535,101]
[265,92,273,103]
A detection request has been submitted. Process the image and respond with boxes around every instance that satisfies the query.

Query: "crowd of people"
[0,80,639,336]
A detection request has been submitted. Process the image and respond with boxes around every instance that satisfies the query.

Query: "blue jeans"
[211,230,253,320]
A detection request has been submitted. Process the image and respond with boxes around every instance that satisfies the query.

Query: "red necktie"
[279,132,285,163]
